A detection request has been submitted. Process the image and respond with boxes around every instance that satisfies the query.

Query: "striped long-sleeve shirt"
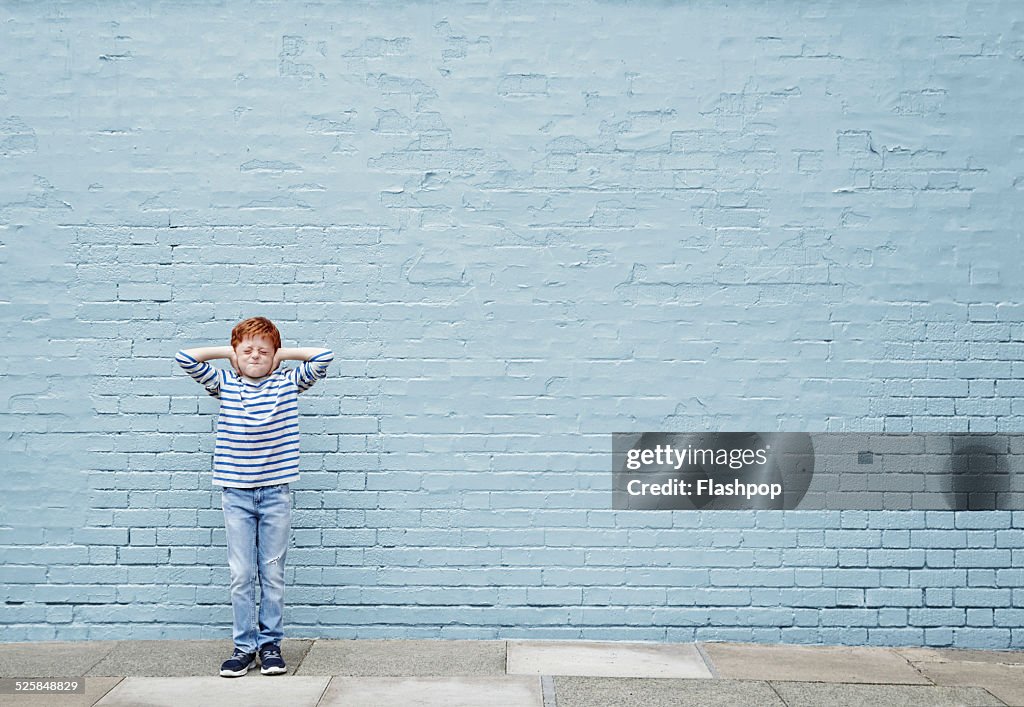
[175,349,334,488]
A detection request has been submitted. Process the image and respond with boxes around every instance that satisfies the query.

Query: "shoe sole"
[260,666,287,675]
[220,660,256,677]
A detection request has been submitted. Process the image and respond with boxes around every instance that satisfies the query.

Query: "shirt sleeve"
[175,350,223,399]
[286,349,334,394]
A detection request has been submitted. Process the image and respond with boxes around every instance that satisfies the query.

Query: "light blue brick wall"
[1,0,1023,649]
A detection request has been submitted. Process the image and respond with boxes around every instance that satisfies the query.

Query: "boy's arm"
[181,346,234,363]
[175,346,235,398]
[274,347,332,364]
[182,346,240,376]
[276,347,334,393]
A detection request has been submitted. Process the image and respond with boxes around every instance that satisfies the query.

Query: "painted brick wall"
[2,0,1023,649]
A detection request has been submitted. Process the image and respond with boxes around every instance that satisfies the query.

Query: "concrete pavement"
[0,638,1022,706]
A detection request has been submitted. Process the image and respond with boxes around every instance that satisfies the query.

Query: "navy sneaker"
[259,643,287,675]
[220,647,257,677]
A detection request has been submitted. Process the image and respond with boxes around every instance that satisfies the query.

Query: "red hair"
[231,317,281,350]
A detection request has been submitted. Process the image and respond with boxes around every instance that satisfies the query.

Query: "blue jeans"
[221,483,292,653]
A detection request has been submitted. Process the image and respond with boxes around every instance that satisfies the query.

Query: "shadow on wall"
[948,437,1014,511]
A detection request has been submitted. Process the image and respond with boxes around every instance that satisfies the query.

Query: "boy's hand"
[228,348,241,376]
[271,348,283,372]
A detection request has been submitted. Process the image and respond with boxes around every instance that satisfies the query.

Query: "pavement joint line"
[312,672,331,707]
[764,680,791,707]
[294,637,314,673]
[82,640,120,677]
[694,641,718,678]
[978,686,1011,706]
[94,676,124,705]
[901,651,938,686]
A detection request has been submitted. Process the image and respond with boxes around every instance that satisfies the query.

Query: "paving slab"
[701,641,930,684]
[507,640,712,679]
[92,676,330,707]
[0,642,119,678]
[295,639,506,676]
[916,660,1024,707]
[552,676,785,707]
[84,639,313,677]
[319,676,543,707]
[769,680,1006,707]
[0,677,121,707]
[896,646,1024,666]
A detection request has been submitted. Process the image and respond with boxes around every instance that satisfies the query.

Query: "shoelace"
[261,648,281,660]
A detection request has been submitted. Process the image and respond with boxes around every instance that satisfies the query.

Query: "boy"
[175,316,333,677]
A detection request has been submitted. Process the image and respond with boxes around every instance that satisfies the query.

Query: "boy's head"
[231,316,281,379]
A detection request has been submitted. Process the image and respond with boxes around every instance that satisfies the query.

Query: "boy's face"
[234,335,276,378]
